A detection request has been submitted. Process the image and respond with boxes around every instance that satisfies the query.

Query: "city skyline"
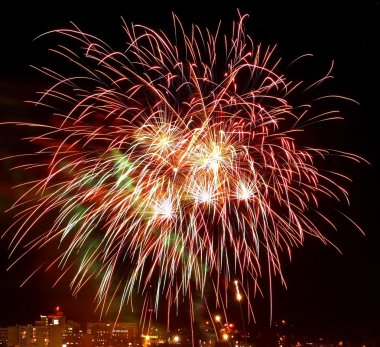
[0,305,360,347]
[0,1,379,344]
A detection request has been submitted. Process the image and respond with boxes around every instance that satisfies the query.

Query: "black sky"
[0,0,379,342]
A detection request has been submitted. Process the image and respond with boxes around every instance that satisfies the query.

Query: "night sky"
[0,0,379,342]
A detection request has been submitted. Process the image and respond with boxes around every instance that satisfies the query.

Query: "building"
[0,328,7,347]
[17,325,48,347]
[0,310,139,347]
[3,308,68,347]
[6,326,18,347]
[64,320,83,347]
[6,323,61,347]
[87,322,139,347]
[35,307,65,328]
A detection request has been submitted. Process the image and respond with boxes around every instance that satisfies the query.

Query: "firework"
[2,12,363,322]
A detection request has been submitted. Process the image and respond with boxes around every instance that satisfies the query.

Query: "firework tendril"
[3,13,364,322]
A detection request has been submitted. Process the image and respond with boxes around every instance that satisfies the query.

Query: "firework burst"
[2,12,363,322]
